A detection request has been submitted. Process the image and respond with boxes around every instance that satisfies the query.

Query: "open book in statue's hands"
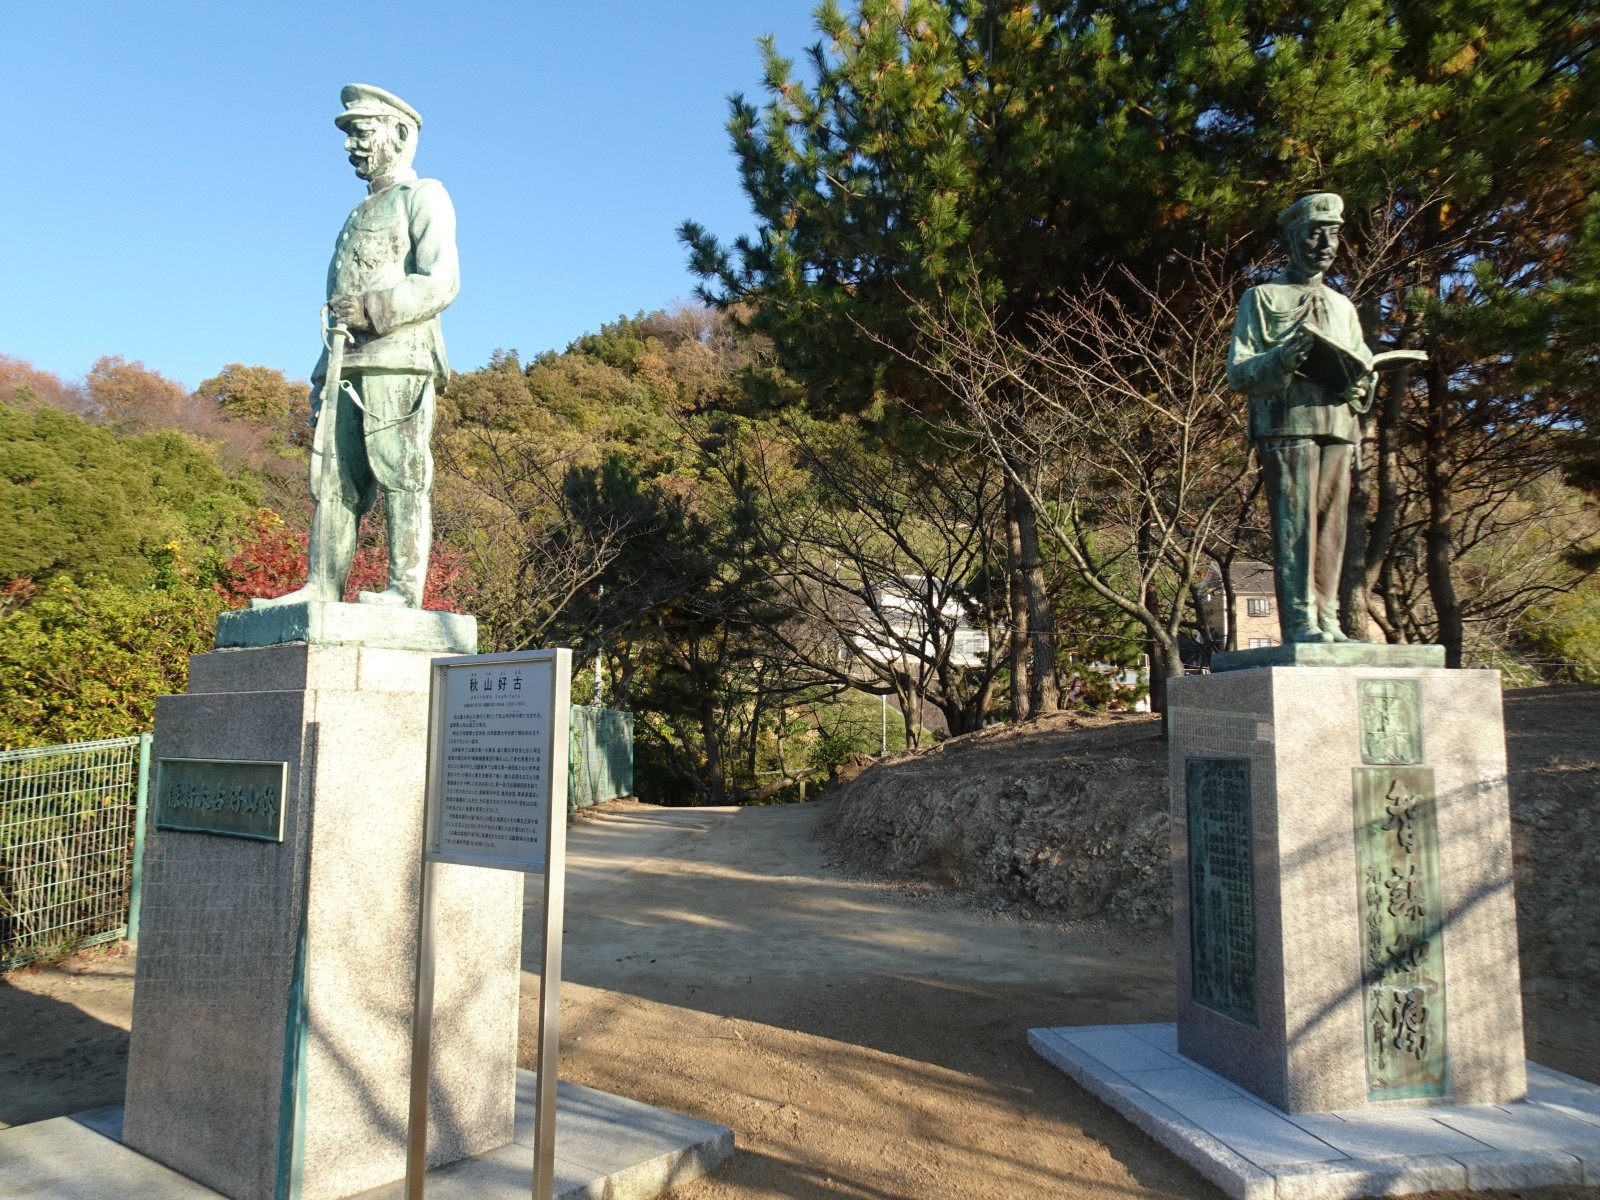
[1292,323,1428,394]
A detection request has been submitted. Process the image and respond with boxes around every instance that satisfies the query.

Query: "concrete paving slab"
[1431,1100,1600,1152]
[1451,1149,1585,1191]
[1127,1023,1180,1052]
[1526,1062,1600,1128]
[0,1071,731,1200]
[1161,1096,1349,1168]
[1122,1065,1250,1103]
[1269,1154,1466,1200]
[1031,1021,1600,1198]
[0,1116,218,1199]
[1287,1112,1493,1158]
[70,1105,124,1143]
[1058,1025,1190,1072]
[1029,1027,1276,1200]
[510,1074,734,1190]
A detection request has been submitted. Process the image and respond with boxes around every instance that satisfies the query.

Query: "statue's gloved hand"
[328,293,372,333]
[1277,326,1312,370]
[1340,377,1372,405]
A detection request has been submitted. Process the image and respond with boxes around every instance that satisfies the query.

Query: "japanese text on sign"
[436,661,553,869]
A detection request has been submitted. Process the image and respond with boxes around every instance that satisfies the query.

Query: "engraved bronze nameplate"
[1359,679,1422,765]
[1354,765,1448,1099]
[154,758,288,842]
[1187,756,1257,1025]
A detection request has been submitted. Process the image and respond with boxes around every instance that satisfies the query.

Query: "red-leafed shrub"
[217,511,467,613]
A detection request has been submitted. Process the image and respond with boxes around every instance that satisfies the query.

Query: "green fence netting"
[1,734,151,971]
[569,706,634,810]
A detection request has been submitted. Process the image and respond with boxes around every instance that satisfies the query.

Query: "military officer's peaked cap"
[1277,192,1344,229]
[334,83,423,131]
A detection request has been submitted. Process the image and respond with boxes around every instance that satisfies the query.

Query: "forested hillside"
[4,0,1599,805]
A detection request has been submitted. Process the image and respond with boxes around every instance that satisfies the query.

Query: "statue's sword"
[312,308,352,596]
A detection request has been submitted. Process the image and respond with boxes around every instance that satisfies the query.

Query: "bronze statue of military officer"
[1227,193,1374,644]
[256,83,459,611]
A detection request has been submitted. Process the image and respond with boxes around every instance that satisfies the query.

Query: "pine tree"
[683,0,1600,671]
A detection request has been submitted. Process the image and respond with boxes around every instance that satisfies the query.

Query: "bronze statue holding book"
[1227,192,1425,645]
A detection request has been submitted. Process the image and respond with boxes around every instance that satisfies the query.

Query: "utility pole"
[593,584,604,708]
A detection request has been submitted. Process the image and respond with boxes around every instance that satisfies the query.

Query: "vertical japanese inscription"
[1187,757,1257,1025]
[1360,679,1422,765]
[437,661,551,868]
[1354,765,1448,1099]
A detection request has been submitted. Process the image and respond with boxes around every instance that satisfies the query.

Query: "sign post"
[404,648,572,1200]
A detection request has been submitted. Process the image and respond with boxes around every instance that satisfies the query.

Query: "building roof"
[1200,560,1275,596]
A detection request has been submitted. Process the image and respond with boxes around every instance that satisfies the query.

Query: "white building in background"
[1198,560,1279,650]
[846,575,991,671]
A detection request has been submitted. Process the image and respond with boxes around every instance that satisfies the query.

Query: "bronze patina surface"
[1359,678,1423,766]
[154,757,289,842]
[1353,764,1448,1099]
[1186,756,1257,1026]
[251,84,460,618]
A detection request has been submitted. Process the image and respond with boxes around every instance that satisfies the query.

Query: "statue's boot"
[1319,617,1352,643]
[358,491,428,609]
[1288,626,1333,644]
[1283,601,1331,643]
[252,584,336,610]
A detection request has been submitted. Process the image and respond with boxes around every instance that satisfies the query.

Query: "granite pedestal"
[1167,662,1525,1114]
[123,644,523,1200]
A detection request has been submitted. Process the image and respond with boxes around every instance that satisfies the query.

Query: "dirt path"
[533,800,1201,1199]
[3,797,1595,1198]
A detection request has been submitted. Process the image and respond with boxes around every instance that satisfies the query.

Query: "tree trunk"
[1361,323,1413,641]
[1221,565,1238,651]
[1421,362,1464,667]
[1147,632,1184,714]
[1341,413,1375,641]
[1003,475,1030,721]
[698,693,727,805]
[1136,511,1169,713]
[1016,484,1058,716]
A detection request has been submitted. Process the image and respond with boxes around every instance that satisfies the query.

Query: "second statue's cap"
[335,84,423,131]
[1277,192,1344,229]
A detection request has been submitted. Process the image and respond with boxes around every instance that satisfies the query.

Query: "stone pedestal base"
[1168,665,1525,1114]
[1210,642,1445,674]
[1031,1025,1600,1199]
[216,601,477,653]
[123,645,522,1200]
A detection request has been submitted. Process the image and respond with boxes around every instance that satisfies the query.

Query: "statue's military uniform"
[300,87,459,608]
[1227,193,1372,641]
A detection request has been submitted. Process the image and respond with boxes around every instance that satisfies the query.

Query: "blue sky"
[0,2,821,390]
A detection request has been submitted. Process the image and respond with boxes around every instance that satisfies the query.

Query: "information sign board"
[409,648,571,1200]
[425,651,570,872]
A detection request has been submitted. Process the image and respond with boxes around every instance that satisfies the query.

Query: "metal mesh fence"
[1,734,151,971]
[569,706,634,810]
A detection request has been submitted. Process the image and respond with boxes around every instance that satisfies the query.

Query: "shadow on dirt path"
[520,801,1218,1200]
[0,948,134,1128]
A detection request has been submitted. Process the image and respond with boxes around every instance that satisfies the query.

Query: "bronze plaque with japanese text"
[1360,679,1423,766]
[1187,756,1257,1025]
[1354,765,1448,1099]
[154,758,288,842]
